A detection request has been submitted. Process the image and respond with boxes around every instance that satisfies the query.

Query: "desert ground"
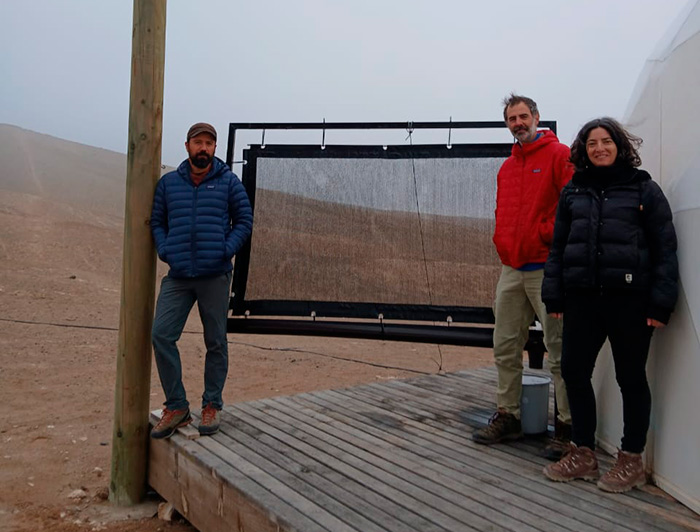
[0,125,497,531]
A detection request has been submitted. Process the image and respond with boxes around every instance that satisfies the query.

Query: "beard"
[512,124,537,142]
[191,152,213,169]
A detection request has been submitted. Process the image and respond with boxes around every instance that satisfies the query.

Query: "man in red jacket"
[473,94,573,459]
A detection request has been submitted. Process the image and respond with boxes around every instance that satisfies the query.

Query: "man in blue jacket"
[150,122,253,438]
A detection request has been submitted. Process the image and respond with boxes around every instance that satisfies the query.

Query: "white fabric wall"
[592,0,700,513]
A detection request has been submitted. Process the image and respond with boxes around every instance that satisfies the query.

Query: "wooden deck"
[148,367,700,532]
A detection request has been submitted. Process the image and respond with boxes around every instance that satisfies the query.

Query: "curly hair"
[570,117,642,171]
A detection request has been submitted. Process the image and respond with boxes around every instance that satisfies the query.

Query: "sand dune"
[0,125,496,531]
[0,124,128,220]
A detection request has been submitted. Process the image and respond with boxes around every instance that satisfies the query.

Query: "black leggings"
[561,292,654,453]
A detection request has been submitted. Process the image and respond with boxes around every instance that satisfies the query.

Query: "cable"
[227,339,431,375]
[0,317,118,332]
[405,124,444,372]
[0,317,434,375]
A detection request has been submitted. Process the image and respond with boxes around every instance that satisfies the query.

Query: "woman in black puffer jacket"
[541,117,678,493]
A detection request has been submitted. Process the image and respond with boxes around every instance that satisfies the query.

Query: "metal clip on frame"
[405,121,414,142]
[447,116,453,149]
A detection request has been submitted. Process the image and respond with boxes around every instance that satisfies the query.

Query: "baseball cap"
[187,122,217,141]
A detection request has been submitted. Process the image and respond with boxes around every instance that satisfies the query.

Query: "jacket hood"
[510,129,560,159]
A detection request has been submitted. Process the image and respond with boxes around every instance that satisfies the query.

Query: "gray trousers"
[152,272,232,411]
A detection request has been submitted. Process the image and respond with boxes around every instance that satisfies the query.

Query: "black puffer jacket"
[542,165,678,323]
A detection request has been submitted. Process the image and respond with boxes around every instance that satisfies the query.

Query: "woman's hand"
[549,313,563,319]
[647,318,665,328]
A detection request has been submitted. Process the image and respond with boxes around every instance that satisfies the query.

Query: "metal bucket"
[521,375,550,434]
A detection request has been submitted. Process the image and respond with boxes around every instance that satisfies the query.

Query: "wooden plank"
[211,412,437,532]
[396,374,610,473]
[379,376,553,454]
[624,486,700,528]
[148,422,324,532]
[348,378,556,461]
[287,389,631,532]
[386,374,658,486]
[232,402,491,532]
[353,379,632,494]
[449,369,699,524]
[197,430,394,532]
[441,371,700,529]
[317,385,662,532]
[147,367,699,532]
[274,393,576,528]
[187,411,389,532]
[268,394,575,532]
[214,410,452,532]
[224,404,482,530]
[330,380,694,532]
[235,399,548,530]
[149,437,234,532]
[380,375,587,460]
[148,434,182,508]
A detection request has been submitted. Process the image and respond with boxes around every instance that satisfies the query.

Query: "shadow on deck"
[149,367,700,532]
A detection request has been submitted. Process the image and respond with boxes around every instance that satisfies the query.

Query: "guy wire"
[406,125,444,372]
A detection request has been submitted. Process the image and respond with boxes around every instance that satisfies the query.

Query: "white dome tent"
[591,0,700,513]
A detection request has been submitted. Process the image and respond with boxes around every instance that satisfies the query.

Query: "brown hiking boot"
[544,418,572,461]
[199,403,221,436]
[151,407,192,439]
[472,409,523,444]
[597,450,646,493]
[544,443,599,482]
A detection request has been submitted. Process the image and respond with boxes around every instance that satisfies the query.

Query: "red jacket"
[493,130,573,269]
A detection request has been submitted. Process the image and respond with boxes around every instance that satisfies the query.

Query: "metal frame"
[231,142,510,323]
[225,120,557,167]
[225,121,554,365]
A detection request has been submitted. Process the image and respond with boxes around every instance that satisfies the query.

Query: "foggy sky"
[0,0,691,167]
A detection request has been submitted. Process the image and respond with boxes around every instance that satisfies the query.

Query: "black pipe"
[228,318,545,369]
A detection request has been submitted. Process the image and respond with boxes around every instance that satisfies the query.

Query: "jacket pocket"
[157,238,169,262]
[221,234,228,261]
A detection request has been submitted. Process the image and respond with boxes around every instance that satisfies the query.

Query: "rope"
[0,317,434,375]
[405,124,444,372]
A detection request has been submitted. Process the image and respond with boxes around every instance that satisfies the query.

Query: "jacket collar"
[572,165,646,188]
[510,129,559,159]
[177,156,226,184]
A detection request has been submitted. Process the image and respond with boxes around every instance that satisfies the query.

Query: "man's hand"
[647,318,665,328]
[549,313,563,319]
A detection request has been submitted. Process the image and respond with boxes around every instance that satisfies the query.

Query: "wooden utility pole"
[110,0,167,505]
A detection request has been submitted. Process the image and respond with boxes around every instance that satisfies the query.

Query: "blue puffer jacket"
[151,157,253,279]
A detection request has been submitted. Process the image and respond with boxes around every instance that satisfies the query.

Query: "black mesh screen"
[231,143,512,324]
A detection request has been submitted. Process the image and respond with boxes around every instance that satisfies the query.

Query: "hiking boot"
[597,450,646,493]
[151,408,192,439]
[472,409,523,444]
[544,418,572,461]
[199,403,221,436]
[544,443,599,482]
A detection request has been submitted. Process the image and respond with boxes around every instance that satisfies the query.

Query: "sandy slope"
[0,125,495,532]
